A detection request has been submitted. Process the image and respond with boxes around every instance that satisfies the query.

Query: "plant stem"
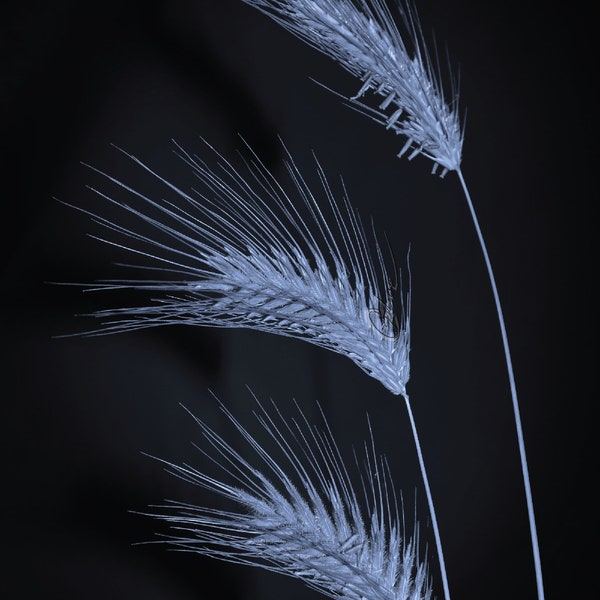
[403,393,450,600]
[456,168,545,600]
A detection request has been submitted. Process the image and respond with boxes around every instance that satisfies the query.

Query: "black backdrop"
[2,1,593,599]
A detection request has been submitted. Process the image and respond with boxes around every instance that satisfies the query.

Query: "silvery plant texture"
[241,0,463,176]
[144,395,433,600]
[66,2,545,600]
[79,140,411,398]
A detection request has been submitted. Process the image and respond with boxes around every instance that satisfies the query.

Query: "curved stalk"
[403,393,451,600]
[456,168,544,600]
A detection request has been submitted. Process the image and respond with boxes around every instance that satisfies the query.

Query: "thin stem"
[456,168,544,600]
[403,393,450,600]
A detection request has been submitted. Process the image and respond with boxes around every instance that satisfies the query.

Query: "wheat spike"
[73,139,410,396]
[241,0,464,175]
[143,393,433,600]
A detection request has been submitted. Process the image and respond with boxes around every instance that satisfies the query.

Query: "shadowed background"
[1,1,593,598]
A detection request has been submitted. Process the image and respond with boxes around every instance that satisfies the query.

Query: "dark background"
[2,1,593,599]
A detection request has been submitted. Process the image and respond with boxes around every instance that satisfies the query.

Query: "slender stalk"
[456,169,544,600]
[403,393,450,600]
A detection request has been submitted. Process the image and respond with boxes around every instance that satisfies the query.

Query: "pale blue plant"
[239,1,545,599]
[241,0,463,176]
[66,1,545,599]
[143,393,433,600]
[79,139,410,397]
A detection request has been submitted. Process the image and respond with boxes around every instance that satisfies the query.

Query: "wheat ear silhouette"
[142,392,433,600]
[239,1,544,599]
[71,138,410,395]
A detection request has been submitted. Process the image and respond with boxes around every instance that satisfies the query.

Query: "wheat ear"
[240,2,545,599]
[241,0,463,176]
[72,139,410,396]
[142,393,433,600]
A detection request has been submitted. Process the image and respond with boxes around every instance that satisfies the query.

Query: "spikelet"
[75,139,410,396]
[144,394,432,600]
[242,0,463,175]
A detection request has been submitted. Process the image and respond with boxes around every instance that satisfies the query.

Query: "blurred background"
[2,1,593,598]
